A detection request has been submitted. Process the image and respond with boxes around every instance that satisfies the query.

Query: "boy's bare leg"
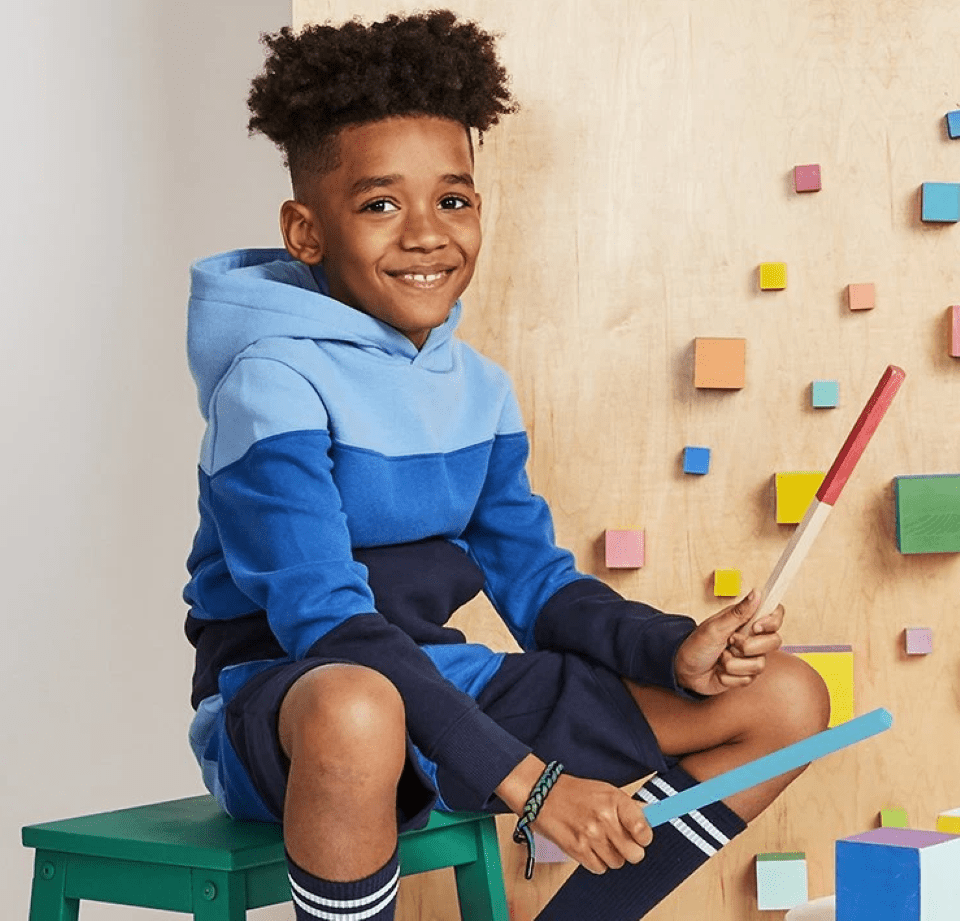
[278,663,407,880]
[626,649,831,820]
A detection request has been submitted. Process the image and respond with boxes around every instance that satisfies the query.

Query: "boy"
[183,11,829,921]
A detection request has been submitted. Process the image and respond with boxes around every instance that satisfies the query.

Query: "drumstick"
[743,365,906,631]
[643,708,892,827]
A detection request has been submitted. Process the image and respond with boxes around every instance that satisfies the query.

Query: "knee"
[280,664,406,777]
[757,651,831,743]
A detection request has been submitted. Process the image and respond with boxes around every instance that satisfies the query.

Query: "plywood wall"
[295,2,960,918]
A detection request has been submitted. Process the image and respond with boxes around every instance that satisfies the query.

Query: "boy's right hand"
[534,773,652,874]
[496,755,651,874]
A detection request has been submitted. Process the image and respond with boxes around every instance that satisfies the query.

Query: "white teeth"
[402,272,444,282]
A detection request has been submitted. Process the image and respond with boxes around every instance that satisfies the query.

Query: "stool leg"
[452,819,509,921]
[27,852,79,921]
[191,869,248,921]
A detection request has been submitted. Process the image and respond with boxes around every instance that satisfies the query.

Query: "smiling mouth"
[389,268,455,288]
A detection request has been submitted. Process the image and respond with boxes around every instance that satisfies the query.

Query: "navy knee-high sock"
[536,765,747,921]
[287,847,399,921]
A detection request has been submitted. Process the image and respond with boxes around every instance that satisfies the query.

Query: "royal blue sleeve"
[461,386,698,692]
[204,357,530,805]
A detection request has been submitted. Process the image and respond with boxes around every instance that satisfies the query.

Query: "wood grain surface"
[294,2,960,917]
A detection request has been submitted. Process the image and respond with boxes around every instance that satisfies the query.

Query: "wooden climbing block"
[759,262,787,290]
[694,337,746,389]
[714,569,742,597]
[847,283,875,311]
[880,807,909,828]
[811,380,839,408]
[683,445,711,475]
[904,627,933,655]
[604,529,644,568]
[782,645,854,727]
[921,182,960,223]
[947,110,960,139]
[936,808,960,835]
[533,832,570,863]
[775,472,826,524]
[794,164,822,192]
[836,828,960,921]
[756,853,809,910]
[951,305,959,358]
[894,474,960,554]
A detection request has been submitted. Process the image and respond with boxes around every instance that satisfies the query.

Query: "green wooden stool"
[23,795,509,921]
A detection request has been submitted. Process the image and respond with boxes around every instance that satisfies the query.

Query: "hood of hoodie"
[187,248,464,416]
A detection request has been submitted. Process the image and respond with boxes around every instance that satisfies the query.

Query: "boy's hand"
[532,774,652,874]
[496,756,651,874]
[673,590,784,697]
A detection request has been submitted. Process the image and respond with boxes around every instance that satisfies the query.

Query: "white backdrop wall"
[4,2,293,917]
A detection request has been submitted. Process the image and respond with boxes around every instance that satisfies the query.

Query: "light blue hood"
[187,247,463,416]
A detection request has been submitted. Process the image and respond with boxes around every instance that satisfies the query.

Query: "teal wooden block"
[894,474,960,554]
[921,183,960,223]
[757,853,808,910]
[811,380,839,408]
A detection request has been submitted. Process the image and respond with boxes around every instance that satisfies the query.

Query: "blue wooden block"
[836,828,960,921]
[811,380,839,408]
[683,446,711,475]
[946,110,960,139]
[921,183,960,223]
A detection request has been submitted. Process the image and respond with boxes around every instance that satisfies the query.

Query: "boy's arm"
[461,387,698,694]
[202,357,531,807]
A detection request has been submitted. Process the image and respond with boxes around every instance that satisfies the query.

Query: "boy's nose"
[399,206,448,250]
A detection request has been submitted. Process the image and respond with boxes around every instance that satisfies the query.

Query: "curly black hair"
[247,9,518,188]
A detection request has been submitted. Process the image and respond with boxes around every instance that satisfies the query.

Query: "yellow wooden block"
[759,262,787,290]
[784,646,853,728]
[714,569,742,597]
[775,472,825,524]
[936,809,960,834]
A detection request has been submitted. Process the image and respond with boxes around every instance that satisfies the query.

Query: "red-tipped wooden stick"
[743,365,906,629]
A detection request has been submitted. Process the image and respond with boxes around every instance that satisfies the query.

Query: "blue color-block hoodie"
[184,248,697,814]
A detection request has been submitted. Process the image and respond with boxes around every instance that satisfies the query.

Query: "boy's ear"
[280,200,324,265]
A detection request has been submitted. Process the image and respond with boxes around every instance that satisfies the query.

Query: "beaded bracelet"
[512,760,564,879]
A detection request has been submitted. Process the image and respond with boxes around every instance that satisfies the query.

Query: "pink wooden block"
[904,627,933,655]
[605,529,645,568]
[533,832,570,863]
[794,164,822,193]
[847,283,875,311]
[951,305,960,358]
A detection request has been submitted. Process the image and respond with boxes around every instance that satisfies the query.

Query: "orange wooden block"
[694,338,746,389]
[847,283,875,311]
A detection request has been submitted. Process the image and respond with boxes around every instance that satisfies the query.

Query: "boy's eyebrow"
[349,173,475,196]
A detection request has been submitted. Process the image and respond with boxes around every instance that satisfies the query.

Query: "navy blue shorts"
[223,650,675,831]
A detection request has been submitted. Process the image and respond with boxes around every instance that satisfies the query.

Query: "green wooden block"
[894,474,960,554]
[881,807,909,828]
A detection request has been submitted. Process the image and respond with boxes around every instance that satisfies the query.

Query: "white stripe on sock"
[635,784,718,857]
[288,865,400,910]
[648,777,731,846]
[290,878,399,921]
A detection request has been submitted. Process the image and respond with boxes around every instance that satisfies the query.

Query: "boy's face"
[283,116,482,349]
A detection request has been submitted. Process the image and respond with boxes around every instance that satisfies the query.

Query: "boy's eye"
[439,195,471,210]
[362,199,398,213]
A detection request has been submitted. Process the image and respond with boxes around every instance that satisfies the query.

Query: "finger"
[719,649,766,677]
[713,590,761,638]
[730,631,782,658]
[751,604,785,634]
[718,672,755,688]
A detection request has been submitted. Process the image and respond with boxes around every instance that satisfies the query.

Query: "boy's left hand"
[673,590,783,697]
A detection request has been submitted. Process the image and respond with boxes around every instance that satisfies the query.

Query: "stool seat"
[23,795,509,920]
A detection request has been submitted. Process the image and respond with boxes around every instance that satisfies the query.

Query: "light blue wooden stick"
[644,708,893,828]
